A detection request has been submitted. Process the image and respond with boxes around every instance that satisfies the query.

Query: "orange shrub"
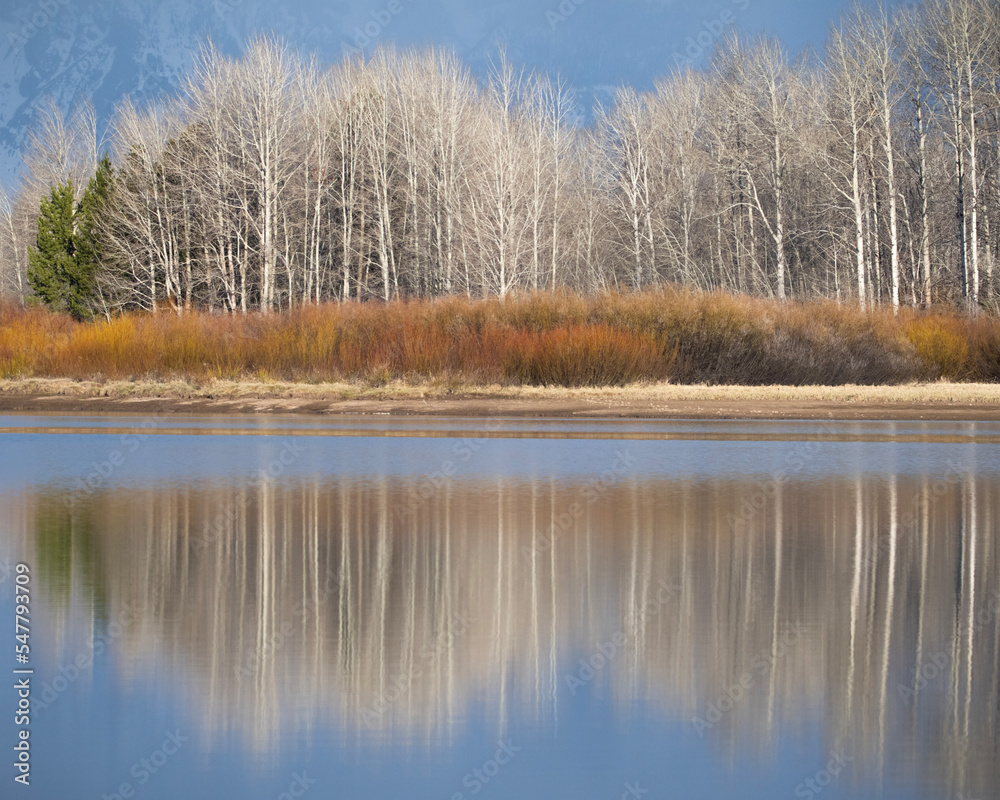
[904,316,971,380]
[1,292,998,387]
[503,324,670,387]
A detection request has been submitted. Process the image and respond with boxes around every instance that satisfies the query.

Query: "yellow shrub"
[905,317,970,380]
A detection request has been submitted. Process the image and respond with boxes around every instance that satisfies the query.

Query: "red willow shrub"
[1,291,998,387]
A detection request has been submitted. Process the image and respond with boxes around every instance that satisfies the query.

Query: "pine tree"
[27,155,114,320]
[27,181,77,314]
[73,154,114,319]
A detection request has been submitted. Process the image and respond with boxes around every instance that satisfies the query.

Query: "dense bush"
[2,290,999,387]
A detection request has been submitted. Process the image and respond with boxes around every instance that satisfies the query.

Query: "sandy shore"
[0,378,998,420]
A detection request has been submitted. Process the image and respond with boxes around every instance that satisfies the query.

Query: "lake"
[1,414,998,800]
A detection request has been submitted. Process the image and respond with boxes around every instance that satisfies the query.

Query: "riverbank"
[1,378,998,420]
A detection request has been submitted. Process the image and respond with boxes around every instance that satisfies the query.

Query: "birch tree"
[597,87,656,288]
[13,6,998,315]
[228,36,302,311]
[826,20,874,308]
[723,34,798,300]
[920,0,997,310]
[0,186,27,299]
[470,54,534,298]
[854,2,905,312]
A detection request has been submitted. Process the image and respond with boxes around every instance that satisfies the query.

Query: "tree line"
[1,0,998,318]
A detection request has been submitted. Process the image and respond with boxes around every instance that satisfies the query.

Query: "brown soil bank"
[1,379,998,421]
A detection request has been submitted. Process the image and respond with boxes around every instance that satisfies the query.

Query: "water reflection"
[19,471,1000,798]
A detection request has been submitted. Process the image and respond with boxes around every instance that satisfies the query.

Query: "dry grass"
[2,377,998,411]
[2,290,999,388]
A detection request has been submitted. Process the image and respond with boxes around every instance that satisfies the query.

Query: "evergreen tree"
[27,181,77,314]
[27,155,114,320]
[73,154,114,319]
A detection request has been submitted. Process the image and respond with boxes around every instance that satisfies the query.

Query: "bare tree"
[650,69,711,287]
[227,36,302,311]
[899,5,937,306]
[469,53,534,298]
[920,0,997,311]
[598,87,656,289]
[826,19,875,308]
[714,34,803,300]
[0,184,26,299]
[20,5,993,316]
[852,2,905,312]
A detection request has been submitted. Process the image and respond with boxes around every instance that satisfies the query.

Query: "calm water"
[1,414,998,800]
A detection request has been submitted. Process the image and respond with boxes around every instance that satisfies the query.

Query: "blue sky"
[0,0,901,184]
